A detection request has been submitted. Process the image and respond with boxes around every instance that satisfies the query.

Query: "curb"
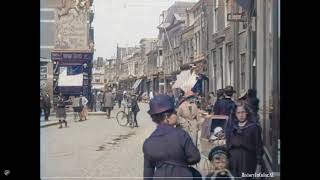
[41,121,60,128]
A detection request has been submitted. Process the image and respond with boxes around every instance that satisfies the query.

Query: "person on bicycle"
[116,90,123,109]
[131,94,140,127]
[143,95,201,180]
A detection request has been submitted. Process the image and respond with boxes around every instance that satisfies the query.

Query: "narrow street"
[41,103,156,179]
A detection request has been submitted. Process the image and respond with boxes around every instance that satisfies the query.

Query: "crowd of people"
[41,85,263,178]
[143,85,263,179]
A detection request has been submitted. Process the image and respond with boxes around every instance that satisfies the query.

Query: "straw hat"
[238,89,247,99]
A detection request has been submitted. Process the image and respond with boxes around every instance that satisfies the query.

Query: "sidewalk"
[40,103,147,128]
[40,111,109,128]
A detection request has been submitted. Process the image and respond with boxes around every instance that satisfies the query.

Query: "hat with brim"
[238,89,247,99]
[148,95,175,115]
[208,146,229,161]
[224,86,236,94]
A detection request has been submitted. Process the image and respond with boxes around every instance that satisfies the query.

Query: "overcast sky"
[93,0,198,59]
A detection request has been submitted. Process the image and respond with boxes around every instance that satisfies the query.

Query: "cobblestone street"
[41,103,156,179]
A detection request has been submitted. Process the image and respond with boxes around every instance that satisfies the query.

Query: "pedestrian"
[71,96,81,121]
[116,91,123,108]
[91,92,97,112]
[213,86,236,139]
[143,95,201,180]
[206,146,234,179]
[149,90,154,100]
[213,86,235,116]
[40,95,44,119]
[216,89,225,100]
[226,102,263,178]
[103,88,114,119]
[131,94,140,127]
[79,94,88,121]
[56,93,67,128]
[176,90,201,146]
[246,89,260,119]
[238,89,261,129]
[97,91,103,111]
[238,89,247,103]
[42,93,51,121]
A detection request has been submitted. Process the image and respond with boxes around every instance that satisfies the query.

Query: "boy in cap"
[206,146,234,180]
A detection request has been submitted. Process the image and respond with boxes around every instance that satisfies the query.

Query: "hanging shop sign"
[227,13,247,22]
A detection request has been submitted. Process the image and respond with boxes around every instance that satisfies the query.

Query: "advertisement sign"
[40,66,48,80]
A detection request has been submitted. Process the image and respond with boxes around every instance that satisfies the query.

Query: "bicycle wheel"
[116,111,128,126]
[128,112,135,129]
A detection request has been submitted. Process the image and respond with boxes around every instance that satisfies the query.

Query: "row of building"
[100,0,280,175]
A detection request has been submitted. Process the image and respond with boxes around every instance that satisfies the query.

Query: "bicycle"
[116,103,135,128]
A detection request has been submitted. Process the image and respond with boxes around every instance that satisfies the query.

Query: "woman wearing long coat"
[143,95,201,180]
[56,94,67,128]
[176,91,201,146]
[103,90,114,119]
[226,102,263,178]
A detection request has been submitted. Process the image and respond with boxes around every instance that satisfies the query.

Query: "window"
[211,50,217,92]
[191,38,194,57]
[213,0,218,33]
[240,53,246,90]
[227,44,233,85]
[134,63,138,75]
[159,49,162,56]
[238,6,247,31]
[225,0,231,27]
[219,47,223,87]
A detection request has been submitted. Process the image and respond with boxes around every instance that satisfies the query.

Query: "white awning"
[92,84,104,90]
[58,73,83,87]
[172,70,197,92]
[132,79,143,89]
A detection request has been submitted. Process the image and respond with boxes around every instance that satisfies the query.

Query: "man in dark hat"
[42,93,51,121]
[213,86,236,116]
[211,86,236,139]
[130,94,140,127]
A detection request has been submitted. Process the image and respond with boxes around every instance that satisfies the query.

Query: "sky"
[93,0,198,59]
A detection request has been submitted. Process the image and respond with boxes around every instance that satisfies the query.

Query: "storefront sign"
[51,52,93,61]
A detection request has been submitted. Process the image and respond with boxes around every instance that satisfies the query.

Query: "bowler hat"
[217,89,224,96]
[224,86,236,94]
[148,95,175,115]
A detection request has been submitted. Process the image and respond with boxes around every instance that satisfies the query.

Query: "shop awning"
[172,70,197,92]
[132,79,143,90]
[92,84,104,90]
